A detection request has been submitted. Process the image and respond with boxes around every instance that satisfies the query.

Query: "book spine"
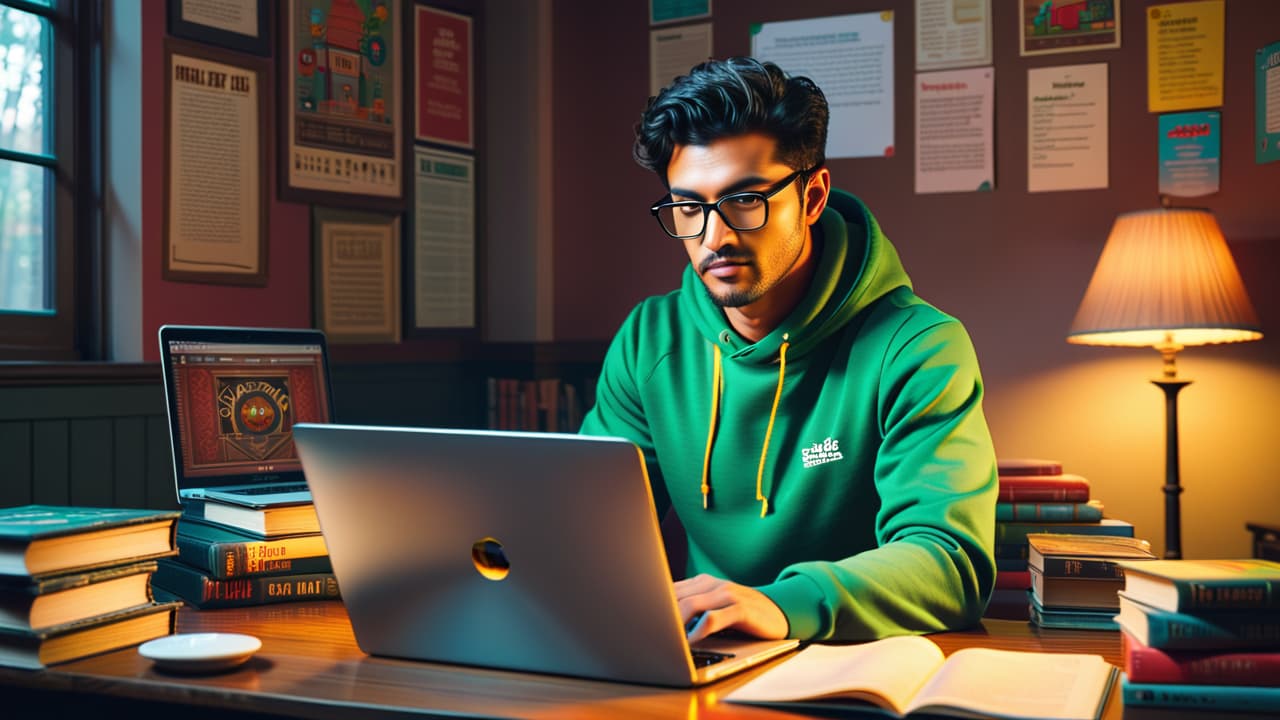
[995,570,1031,590]
[176,535,330,578]
[1141,611,1280,650]
[994,542,1029,560]
[996,522,1134,545]
[996,502,1103,522]
[1175,580,1280,611]
[997,486,1090,503]
[996,557,1027,572]
[1122,680,1280,712]
[159,570,340,609]
[1039,557,1127,580]
[1123,633,1280,685]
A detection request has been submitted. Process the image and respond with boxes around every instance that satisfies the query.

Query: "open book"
[725,635,1117,720]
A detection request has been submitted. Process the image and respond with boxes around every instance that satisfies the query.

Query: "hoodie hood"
[680,189,913,365]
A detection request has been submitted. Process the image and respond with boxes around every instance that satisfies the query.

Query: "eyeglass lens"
[656,194,768,238]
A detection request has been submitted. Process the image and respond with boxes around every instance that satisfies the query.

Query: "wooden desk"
[0,601,1126,720]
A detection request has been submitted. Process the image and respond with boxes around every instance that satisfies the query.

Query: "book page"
[908,648,1115,720]
[726,635,945,714]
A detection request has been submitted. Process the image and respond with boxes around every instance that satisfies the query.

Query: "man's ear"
[803,166,832,225]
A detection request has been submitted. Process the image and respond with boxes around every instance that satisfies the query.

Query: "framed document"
[410,146,475,331]
[280,0,404,209]
[313,208,402,344]
[414,5,474,150]
[1020,0,1120,56]
[167,0,271,56]
[163,40,268,285]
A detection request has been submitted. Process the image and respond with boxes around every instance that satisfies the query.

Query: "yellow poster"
[1147,1,1225,112]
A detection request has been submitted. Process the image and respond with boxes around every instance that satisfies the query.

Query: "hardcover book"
[1030,565,1124,610]
[1116,592,1280,650]
[0,600,179,669]
[180,498,320,538]
[0,560,158,631]
[997,500,1104,523]
[152,559,339,609]
[725,635,1117,720]
[1029,596,1119,631]
[997,474,1090,503]
[175,519,330,579]
[1121,631,1280,686]
[1116,559,1280,613]
[0,505,180,577]
[1121,677,1280,713]
[1028,534,1157,579]
[996,519,1134,546]
[997,458,1065,476]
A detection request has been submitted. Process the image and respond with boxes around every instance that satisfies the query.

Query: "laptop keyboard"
[690,650,734,667]
[226,483,308,495]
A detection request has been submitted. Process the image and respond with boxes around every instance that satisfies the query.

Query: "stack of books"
[1117,559,1280,715]
[988,458,1137,619]
[1026,533,1156,630]
[0,505,182,669]
[153,504,339,609]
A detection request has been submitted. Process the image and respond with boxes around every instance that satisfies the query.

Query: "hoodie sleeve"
[759,317,997,640]
[579,306,672,521]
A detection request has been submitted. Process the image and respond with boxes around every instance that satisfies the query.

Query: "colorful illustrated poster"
[1027,63,1108,193]
[1158,111,1220,197]
[284,0,401,202]
[650,0,711,25]
[1147,1,1224,113]
[752,11,895,159]
[415,5,473,150]
[915,66,994,194]
[916,0,991,71]
[1258,41,1280,164]
[1020,0,1119,56]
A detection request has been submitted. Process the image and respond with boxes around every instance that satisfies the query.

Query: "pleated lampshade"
[1067,208,1263,348]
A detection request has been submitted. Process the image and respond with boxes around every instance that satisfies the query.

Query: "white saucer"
[138,632,262,673]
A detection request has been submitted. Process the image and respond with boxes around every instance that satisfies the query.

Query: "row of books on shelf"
[0,505,182,669]
[486,376,594,432]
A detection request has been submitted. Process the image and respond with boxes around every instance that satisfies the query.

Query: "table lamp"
[1067,207,1262,559]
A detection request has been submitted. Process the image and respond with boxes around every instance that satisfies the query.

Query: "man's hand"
[675,573,788,644]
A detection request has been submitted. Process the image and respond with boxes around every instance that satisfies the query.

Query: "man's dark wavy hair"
[633,57,828,183]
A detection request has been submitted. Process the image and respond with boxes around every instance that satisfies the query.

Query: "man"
[580,58,996,643]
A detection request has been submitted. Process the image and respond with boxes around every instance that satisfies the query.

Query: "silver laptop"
[292,423,799,687]
[159,325,336,509]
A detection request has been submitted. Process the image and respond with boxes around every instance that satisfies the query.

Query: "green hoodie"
[580,189,997,641]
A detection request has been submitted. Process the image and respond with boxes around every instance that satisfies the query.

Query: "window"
[0,0,97,360]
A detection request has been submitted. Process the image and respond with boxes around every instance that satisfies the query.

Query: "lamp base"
[1153,378,1191,560]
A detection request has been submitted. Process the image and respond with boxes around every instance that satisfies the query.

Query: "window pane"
[0,158,47,312]
[0,7,48,156]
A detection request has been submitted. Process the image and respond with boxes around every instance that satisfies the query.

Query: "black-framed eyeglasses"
[649,165,818,240]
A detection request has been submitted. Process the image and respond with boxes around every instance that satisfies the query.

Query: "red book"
[997,474,1090,503]
[1122,631,1280,686]
[995,570,1031,591]
[997,458,1064,476]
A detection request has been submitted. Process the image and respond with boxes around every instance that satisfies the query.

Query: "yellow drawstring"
[700,343,722,509]
[755,338,789,517]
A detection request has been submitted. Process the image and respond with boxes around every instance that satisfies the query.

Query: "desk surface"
[0,601,1126,720]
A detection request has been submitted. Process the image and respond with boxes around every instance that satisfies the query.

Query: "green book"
[175,519,331,579]
[1116,559,1280,613]
[1122,677,1280,713]
[996,500,1104,523]
[995,518,1134,546]
[0,600,179,670]
[0,560,159,631]
[0,505,180,577]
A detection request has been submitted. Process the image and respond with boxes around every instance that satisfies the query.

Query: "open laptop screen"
[160,326,334,492]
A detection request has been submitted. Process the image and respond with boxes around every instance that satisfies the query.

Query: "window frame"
[0,0,101,361]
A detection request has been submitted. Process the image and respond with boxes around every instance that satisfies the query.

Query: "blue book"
[0,505,180,577]
[1029,595,1119,631]
[1116,559,1280,613]
[1116,591,1280,650]
[175,519,331,579]
[1122,677,1280,713]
